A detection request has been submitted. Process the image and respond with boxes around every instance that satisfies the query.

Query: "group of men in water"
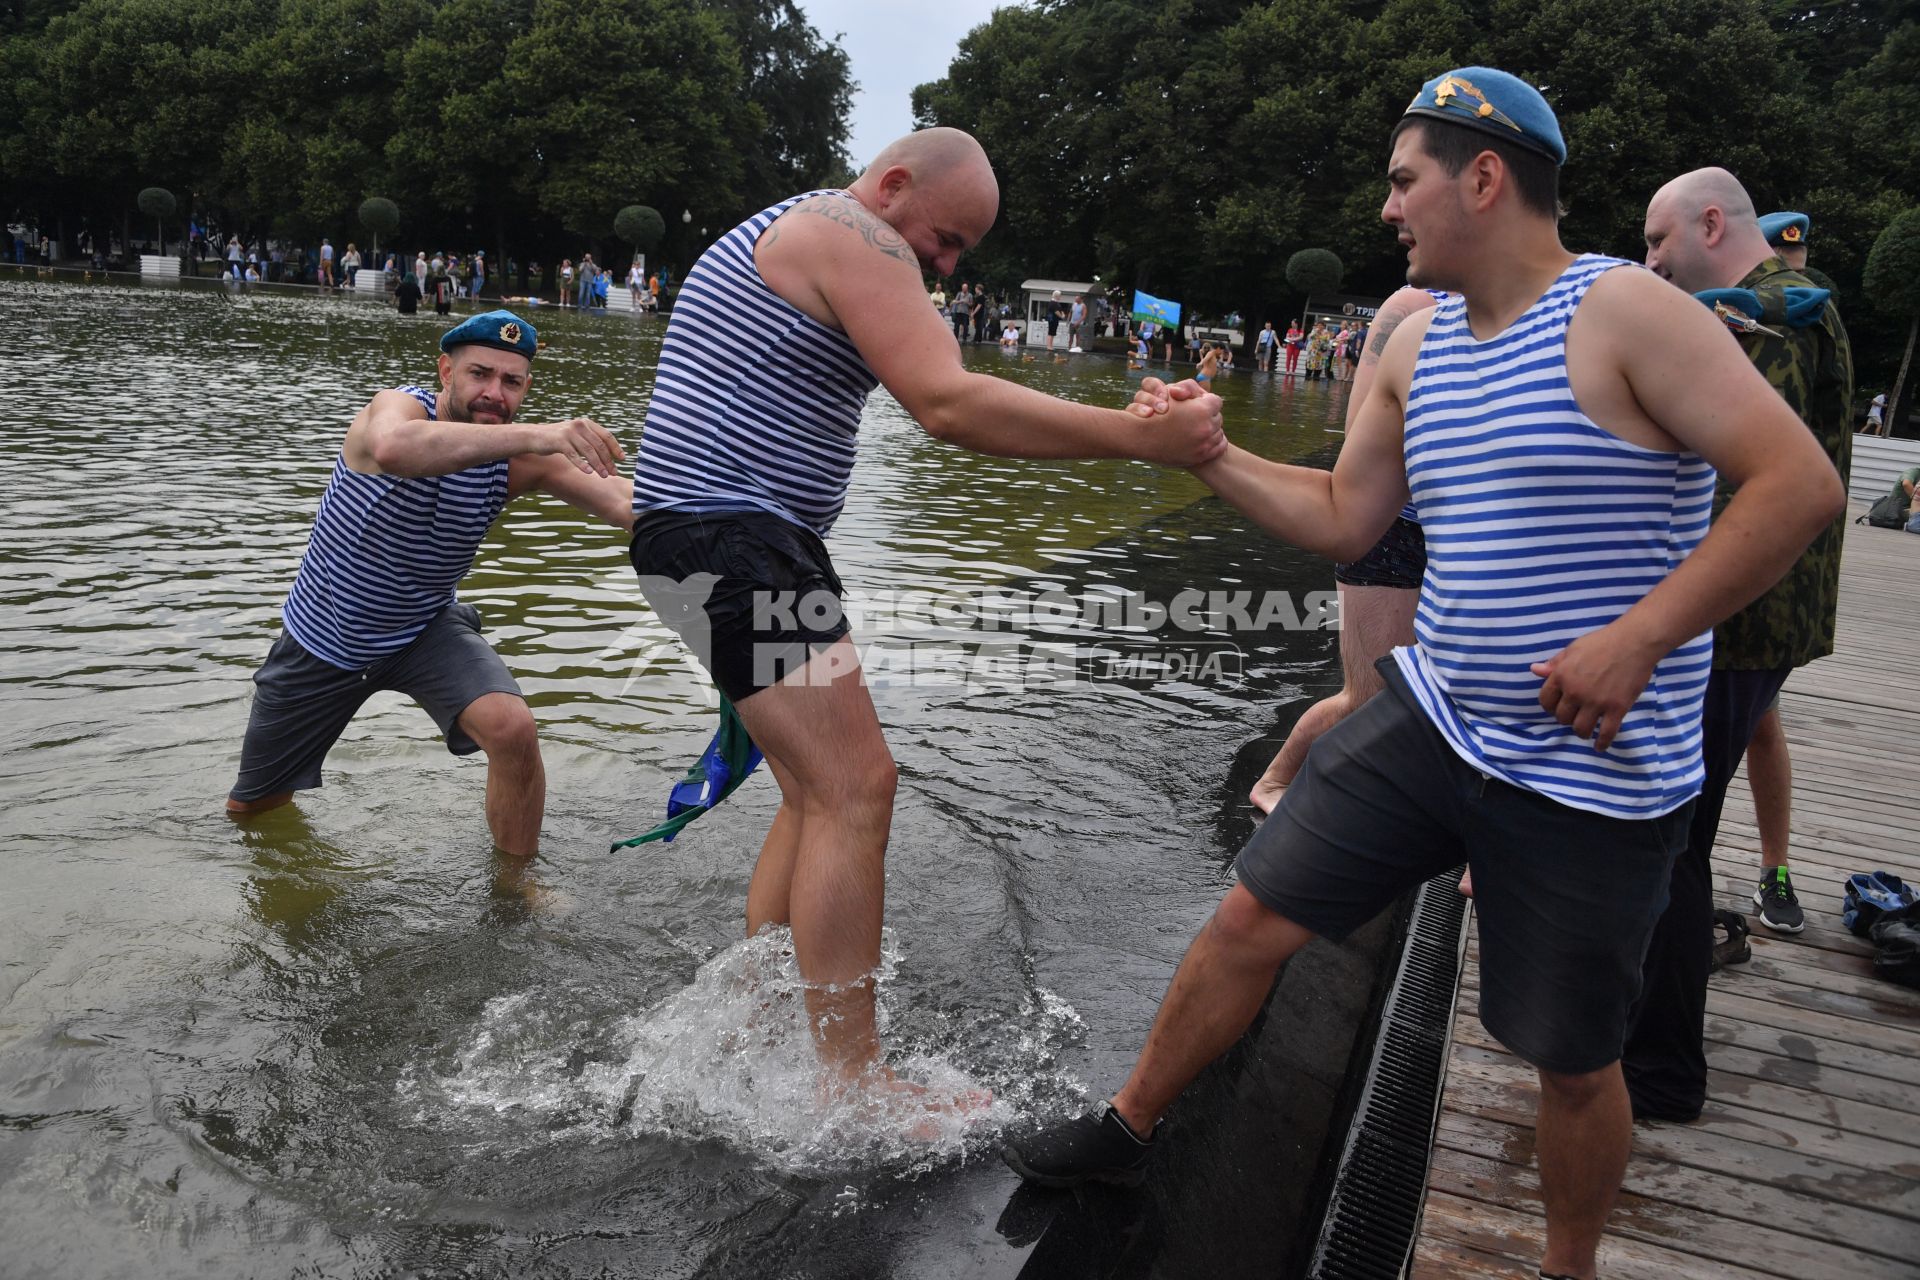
[224,64,1852,1280]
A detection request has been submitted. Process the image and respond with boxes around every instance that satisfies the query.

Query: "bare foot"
[1250,777,1286,816]
[1457,868,1473,898]
[819,1066,994,1140]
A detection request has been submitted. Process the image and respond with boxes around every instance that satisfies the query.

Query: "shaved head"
[851,127,1000,276]
[1643,166,1773,293]
[1649,167,1757,229]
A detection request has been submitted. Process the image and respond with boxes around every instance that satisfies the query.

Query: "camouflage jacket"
[1712,257,1854,670]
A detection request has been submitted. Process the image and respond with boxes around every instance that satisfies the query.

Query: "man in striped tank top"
[226,311,634,858]
[1007,69,1845,1279]
[628,127,1226,1100]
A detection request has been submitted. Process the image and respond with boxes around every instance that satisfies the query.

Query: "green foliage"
[0,0,853,279]
[359,197,400,237]
[1285,248,1343,298]
[136,187,175,220]
[1865,210,1920,317]
[913,0,1918,389]
[615,204,667,252]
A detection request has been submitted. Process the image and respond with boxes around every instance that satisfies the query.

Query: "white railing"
[139,255,180,278]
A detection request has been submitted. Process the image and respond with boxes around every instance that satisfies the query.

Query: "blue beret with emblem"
[1757,211,1810,249]
[440,309,538,360]
[1403,66,1566,166]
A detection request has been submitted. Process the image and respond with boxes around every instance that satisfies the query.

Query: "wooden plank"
[1426,1149,1911,1279]
[1413,1191,1783,1280]
[1441,1040,1920,1186]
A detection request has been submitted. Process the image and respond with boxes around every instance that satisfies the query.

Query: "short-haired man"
[225,312,634,857]
[628,127,1224,1103]
[1632,169,1854,1115]
[1068,294,1087,352]
[1006,69,1843,1280]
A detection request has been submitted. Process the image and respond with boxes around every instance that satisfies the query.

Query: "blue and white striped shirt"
[281,386,510,669]
[632,191,880,534]
[1391,256,1716,819]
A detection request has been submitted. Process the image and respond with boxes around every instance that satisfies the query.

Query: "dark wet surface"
[0,276,1391,1277]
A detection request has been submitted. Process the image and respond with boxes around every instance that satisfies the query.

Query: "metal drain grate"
[1308,868,1472,1279]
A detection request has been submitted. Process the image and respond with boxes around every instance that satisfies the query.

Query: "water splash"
[409,927,1089,1178]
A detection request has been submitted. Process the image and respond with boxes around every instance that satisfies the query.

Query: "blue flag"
[1131,290,1182,327]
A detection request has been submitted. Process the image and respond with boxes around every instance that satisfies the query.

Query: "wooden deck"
[1410,507,1920,1280]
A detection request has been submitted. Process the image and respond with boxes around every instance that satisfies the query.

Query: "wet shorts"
[1333,516,1426,589]
[630,510,850,703]
[229,602,522,802]
[1238,659,1691,1074]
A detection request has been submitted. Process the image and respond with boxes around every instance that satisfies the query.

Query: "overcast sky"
[795,0,1024,170]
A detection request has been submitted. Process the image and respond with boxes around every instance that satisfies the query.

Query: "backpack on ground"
[1861,484,1911,529]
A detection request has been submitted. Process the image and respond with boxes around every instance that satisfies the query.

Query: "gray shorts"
[1239,659,1692,1075]
[229,602,522,803]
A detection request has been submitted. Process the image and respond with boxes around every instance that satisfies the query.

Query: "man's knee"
[1207,883,1309,961]
[461,693,538,758]
[1538,1060,1620,1108]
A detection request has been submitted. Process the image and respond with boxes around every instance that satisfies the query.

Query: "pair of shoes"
[1001,1101,1157,1187]
[1710,908,1752,971]
[1753,868,1805,933]
[1068,346,1082,353]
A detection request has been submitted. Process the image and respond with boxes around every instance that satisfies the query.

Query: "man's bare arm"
[1149,306,1432,562]
[509,454,635,529]
[756,196,1226,468]
[345,391,623,480]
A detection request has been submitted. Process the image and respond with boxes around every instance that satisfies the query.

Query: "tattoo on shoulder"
[1361,313,1402,365]
[791,195,918,267]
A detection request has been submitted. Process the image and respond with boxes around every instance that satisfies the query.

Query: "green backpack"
[1862,483,1911,529]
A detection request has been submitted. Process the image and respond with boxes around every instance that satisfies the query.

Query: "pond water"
[0,275,1388,1278]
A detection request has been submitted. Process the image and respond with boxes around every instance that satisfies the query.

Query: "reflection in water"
[0,277,1369,1278]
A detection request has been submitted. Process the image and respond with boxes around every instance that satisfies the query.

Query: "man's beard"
[444,392,509,424]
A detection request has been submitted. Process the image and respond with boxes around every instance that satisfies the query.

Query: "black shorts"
[1333,515,1426,589]
[630,510,850,703]
[229,603,522,802]
[1238,659,1691,1074]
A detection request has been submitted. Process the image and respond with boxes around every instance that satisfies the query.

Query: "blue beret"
[1758,211,1810,248]
[1404,67,1566,166]
[440,309,538,360]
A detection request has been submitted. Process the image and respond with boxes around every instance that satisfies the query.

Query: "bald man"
[626,127,1225,1101]
[1636,167,1853,1121]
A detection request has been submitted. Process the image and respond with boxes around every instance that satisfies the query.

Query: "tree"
[1286,248,1342,299]
[615,204,666,254]
[358,196,399,259]
[1864,208,1920,438]
[136,185,174,254]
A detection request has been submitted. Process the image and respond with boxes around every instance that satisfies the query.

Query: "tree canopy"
[913,0,1918,392]
[1,0,854,285]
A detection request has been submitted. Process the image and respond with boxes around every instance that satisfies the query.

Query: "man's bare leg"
[746,749,804,934]
[457,691,545,857]
[731,637,898,1080]
[1537,1062,1632,1280]
[1747,704,1791,873]
[1109,885,1316,1134]
[1251,583,1416,814]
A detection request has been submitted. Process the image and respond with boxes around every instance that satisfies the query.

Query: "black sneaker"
[1002,1102,1157,1187]
[1754,868,1806,934]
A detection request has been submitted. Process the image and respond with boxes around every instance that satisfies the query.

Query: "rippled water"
[0,276,1365,1277]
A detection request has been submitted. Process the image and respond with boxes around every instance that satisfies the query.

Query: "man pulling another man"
[627,126,1225,1104]
[225,312,634,856]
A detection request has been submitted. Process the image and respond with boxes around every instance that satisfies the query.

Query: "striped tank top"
[281,385,511,669]
[632,191,881,534]
[1390,256,1716,819]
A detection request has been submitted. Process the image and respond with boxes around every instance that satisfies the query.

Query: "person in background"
[1282,320,1304,377]
[319,238,335,289]
[1255,321,1277,372]
[395,270,422,316]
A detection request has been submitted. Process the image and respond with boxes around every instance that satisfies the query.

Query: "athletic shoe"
[1002,1101,1157,1187]
[1753,868,1806,934]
